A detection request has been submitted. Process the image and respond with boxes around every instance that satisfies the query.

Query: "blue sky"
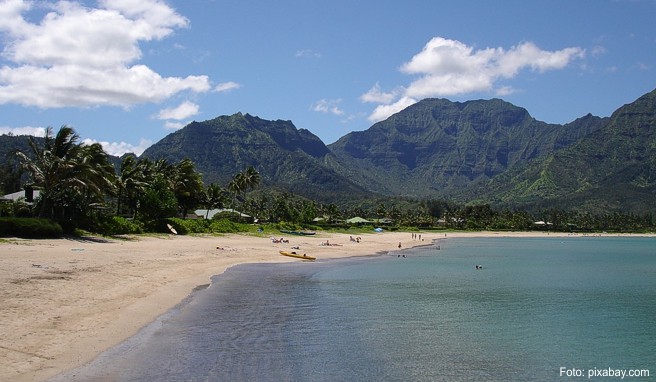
[0,0,654,155]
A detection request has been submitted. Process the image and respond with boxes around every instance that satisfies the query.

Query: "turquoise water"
[51,237,655,381]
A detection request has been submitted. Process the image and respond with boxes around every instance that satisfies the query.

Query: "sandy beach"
[0,230,648,381]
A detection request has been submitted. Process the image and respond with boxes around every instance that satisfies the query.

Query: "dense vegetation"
[0,126,653,236]
[0,217,63,238]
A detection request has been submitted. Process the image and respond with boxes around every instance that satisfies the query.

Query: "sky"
[0,0,655,156]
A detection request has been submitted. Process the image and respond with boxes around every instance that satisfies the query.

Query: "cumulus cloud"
[363,37,585,122]
[312,98,344,116]
[156,101,199,120]
[214,81,241,93]
[0,0,211,108]
[359,83,399,104]
[82,137,153,156]
[368,97,418,123]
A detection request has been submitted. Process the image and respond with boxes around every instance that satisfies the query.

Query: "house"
[1,186,40,204]
[194,208,254,223]
[346,216,373,225]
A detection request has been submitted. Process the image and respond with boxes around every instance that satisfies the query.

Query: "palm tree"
[172,158,203,219]
[15,126,115,224]
[242,166,261,191]
[228,166,260,210]
[15,126,75,218]
[227,172,246,209]
[201,183,227,218]
[75,141,116,200]
[115,155,148,217]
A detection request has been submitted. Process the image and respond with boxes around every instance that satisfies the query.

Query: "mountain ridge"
[2,88,654,214]
[475,89,656,213]
[140,112,372,202]
[327,97,607,199]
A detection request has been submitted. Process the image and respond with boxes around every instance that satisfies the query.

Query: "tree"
[115,155,148,218]
[227,167,260,211]
[228,172,246,209]
[0,152,23,195]
[15,126,115,227]
[322,203,341,224]
[242,166,261,191]
[172,158,203,219]
[201,183,228,218]
[137,177,177,221]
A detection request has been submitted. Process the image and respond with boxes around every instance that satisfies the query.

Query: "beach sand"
[0,230,644,381]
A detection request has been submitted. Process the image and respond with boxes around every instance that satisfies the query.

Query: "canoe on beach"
[279,251,316,261]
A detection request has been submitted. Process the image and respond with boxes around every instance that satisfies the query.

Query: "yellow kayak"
[279,251,316,261]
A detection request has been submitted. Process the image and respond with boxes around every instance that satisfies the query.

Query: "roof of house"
[1,189,40,202]
[194,208,251,220]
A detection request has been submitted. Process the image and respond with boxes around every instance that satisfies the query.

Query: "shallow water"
[51,236,656,381]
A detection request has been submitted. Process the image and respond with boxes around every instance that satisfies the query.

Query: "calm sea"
[51,236,655,381]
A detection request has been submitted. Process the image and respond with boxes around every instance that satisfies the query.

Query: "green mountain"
[327,98,606,198]
[476,89,656,214]
[140,112,371,201]
[0,134,36,194]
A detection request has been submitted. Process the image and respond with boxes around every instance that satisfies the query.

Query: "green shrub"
[0,217,63,238]
[97,216,143,235]
[166,218,213,235]
[210,218,250,233]
[137,217,251,235]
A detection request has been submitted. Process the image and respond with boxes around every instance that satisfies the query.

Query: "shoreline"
[1,230,653,381]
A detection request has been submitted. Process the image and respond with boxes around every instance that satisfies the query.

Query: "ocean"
[51,236,655,381]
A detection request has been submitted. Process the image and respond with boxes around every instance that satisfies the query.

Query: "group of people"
[271,237,289,243]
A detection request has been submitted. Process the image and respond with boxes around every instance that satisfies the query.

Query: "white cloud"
[0,125,47,136]
[0,0,211,108]
[312,98,344,116]
[360,83,398,104]
[82,137,152,156]
[400,37,584,99]
[363,37,585,122]
[156,101,199,120]
[214,81,241,93]
[368,97,417,123]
